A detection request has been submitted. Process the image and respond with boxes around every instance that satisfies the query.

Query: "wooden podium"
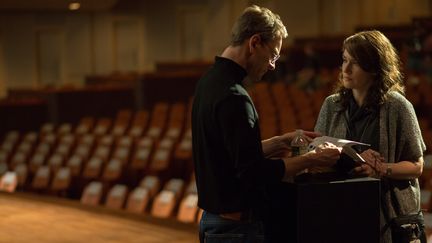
[266,174,380,243]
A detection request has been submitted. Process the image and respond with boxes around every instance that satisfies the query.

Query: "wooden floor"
[0,192,199,243]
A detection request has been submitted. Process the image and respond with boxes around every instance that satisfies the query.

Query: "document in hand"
[308,136,370,162]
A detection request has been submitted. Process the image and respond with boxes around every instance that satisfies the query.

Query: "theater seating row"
[80,176,201,223]
[0,99,193,194]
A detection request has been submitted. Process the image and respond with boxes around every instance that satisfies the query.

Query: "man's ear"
[249,34,261,53]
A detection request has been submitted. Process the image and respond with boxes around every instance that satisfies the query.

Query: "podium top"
[293,172,380,185]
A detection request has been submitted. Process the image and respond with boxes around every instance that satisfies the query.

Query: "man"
[192,5,341,242]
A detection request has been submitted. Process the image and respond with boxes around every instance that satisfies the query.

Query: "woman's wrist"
[376,163,391,178]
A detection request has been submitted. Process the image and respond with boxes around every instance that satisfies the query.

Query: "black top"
[192,56,285,214]
[335,95,380,173]
[345,96,380,152]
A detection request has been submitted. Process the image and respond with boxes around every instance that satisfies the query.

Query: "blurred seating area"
[0,99,200,223]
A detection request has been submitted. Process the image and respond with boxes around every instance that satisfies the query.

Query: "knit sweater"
[315,91,426,242]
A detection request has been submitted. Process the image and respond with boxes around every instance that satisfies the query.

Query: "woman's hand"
[351,149,385,178]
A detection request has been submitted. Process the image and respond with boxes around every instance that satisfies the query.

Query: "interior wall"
[0,33,6,98]
[0,0,430,90]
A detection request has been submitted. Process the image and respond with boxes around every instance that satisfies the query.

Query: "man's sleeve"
[215,95,285,188]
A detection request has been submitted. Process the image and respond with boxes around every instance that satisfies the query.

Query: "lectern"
[266,175,380,243]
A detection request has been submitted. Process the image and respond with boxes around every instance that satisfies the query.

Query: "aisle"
[0,192,198,243]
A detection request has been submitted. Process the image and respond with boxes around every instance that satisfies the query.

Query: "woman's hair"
[334,30,405,110]
[230,5,288,46]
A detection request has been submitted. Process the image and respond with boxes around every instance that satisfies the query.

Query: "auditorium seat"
[310,89,328,114]
[128,110,149,138]
[93,118,112,136]
[4,131,20,145]
[117,135,133,148]
[149,137,174,173]
[47,153,64,173]
[0,150,8,164]
[151,190,176,218]
[59,134,75,147]
[82,157,103,179]
[75,117,95,135]
[73,144,92,162]
[177,193,198,223]
[31,165,51,190]
[1,132,19,154]
[139,175,160,199]
[81,181,103,206]
[10,151,28,169]
[0,161,8,175]
[177,180,198,223]
[165,102,186,140]
[81,133,96,145]
[57,123,73,135]
[146,102,169,139]
[163,178,184,200]
[51,167,71,192]
[174,129,192,161]
[99,134,114,148]
[126,186,150,214]
[93,145,111,161]
[102,158,122,182]
[151,178,184,218]
[66,155,83,177]
[14,163,28,187]
[105,184,128,210]
[54,143,72,158]
[40,133,57,146]
[40,123,55,136]
[111,109,132,137]
[174,98,193,162]
[16,140,34,155]
[112,146,130,165]
[130,137,154,170]
[34,142,52,157]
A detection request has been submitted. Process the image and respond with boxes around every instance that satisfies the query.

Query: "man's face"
[247,36,282,82]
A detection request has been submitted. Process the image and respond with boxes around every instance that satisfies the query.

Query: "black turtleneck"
[191,56,285,214]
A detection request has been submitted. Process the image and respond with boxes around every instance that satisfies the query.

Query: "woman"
[314,30,426,242]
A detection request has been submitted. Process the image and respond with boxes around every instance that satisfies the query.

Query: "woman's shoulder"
[324,93,341,103]
[385,91,412,108]
[384,91,417,118]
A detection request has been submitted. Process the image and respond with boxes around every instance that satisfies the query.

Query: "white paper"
[308,136,370,162]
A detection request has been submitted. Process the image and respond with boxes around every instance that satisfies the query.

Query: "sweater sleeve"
[395,96,426,161]
[314,95,332,135]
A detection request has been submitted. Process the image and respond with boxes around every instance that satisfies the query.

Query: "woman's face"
[341,49,374,92]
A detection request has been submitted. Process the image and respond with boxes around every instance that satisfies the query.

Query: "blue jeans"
[199,211,266,243]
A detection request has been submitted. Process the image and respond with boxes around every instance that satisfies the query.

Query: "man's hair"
[335,30,405,110]
[230,5,288,46]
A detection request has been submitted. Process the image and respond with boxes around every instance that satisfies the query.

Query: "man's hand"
[279,130,321,145]
[305,142,341,167]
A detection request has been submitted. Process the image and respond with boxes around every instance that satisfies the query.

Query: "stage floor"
[0,192,198,243]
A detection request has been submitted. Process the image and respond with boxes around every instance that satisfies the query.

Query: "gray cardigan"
[315,91,426,241]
